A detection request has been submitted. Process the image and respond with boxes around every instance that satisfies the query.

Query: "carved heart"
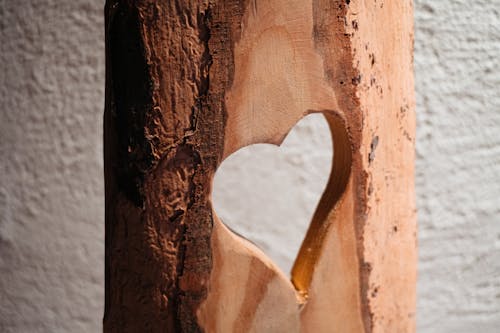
[200,109,352,332]
[196,1,355,331]
[212,114,333,275]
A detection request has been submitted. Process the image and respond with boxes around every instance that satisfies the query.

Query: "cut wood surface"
[104,0,416,332]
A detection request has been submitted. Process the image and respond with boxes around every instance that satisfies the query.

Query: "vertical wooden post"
[104,0,416,332]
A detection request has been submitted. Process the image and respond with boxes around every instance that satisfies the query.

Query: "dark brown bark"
[104,1,246,331]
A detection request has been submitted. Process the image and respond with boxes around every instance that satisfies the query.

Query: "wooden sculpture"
[104,0,416,332]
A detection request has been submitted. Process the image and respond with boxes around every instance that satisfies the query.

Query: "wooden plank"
[104,0,416,332]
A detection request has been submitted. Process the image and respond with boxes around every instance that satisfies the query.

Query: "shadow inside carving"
[291,111,352,295]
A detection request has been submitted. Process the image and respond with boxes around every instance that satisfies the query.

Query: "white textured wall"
[414,1,500,331]
[0,1,105,332]
[1,1,499,332]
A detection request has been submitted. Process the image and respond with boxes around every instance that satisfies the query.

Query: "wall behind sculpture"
[0,1,105,332]
[414,1,500,331]
[0,1,499,332]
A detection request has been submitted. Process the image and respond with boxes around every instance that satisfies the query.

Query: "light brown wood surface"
[104,0,416,332]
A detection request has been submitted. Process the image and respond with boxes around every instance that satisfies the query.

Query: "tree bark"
[104,0,416,332]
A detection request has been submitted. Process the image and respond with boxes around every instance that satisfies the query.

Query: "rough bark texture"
[104,1,232,331]
[104,0,416,332]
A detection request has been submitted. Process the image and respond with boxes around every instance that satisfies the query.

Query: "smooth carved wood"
[104,0,416,332]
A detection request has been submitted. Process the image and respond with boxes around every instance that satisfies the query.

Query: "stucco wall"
[0,1,105,332]
[1,1,499,332]
[414,1,500,331]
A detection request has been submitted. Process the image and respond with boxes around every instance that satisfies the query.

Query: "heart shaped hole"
[212,113,333,276]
